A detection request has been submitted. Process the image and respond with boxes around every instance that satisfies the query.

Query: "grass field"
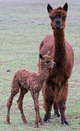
[0,0,80,131]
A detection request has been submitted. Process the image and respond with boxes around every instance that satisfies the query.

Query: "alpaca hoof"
[45,119,51,123]
[44,114,51,123]
[44,112,51,122]
[64,121,69,125]
[61,120,69,125]
[57,114,60,117]
[54,110,60,117]
[66,122,69,125]
[54,113,60,117]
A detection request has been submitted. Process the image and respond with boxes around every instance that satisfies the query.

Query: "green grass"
[0,0,80,131]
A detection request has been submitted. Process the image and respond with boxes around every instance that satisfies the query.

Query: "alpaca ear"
[39,53,43,60]
[47,4,53,13]
[63,3,68,12]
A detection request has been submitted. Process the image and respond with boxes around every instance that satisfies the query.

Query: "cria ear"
[39,53,43,60]
[63,3,68,12]
[47,51,51,55]
[47,4,53,13]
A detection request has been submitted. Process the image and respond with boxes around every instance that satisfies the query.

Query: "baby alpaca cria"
[6,53,55,127]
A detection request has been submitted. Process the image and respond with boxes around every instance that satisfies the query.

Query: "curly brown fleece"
[6,54,55,127]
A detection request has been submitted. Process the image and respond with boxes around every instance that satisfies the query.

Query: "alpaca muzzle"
[55,18,61,28]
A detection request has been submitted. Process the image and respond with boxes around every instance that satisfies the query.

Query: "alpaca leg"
[54,102,60,117]
[59,83,68,125]
[44,98,53,122]
[6,88,19,124]
[31,92,43,127]
[17,88,28,124]
[59,100,68,125]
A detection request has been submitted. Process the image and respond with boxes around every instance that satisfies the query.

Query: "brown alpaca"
[6,53,55,127]
[39,3,74,125]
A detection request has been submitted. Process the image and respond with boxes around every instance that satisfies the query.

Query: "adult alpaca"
[39,3,74,125]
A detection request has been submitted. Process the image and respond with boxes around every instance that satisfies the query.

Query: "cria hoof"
[6,121,11,124]
[23,120,27,124]
[6,118,11,124]
[34,123,42,128]
[34,119,43,128]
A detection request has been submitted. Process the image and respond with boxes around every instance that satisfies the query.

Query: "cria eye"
[46,61,50,64]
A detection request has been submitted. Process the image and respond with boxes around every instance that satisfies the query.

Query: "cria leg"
[31,92,43,128]
[6,88,19,124]
[17,88,28,124]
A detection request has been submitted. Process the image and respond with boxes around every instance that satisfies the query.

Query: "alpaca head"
[47,3,68,30]
[39,53,56,70]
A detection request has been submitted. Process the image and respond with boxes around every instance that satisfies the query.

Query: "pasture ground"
[0,0,80,131]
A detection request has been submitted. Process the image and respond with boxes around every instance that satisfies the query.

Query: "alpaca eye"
[50,16,56,21]
[62,16,66,20]
[58,14,61,18]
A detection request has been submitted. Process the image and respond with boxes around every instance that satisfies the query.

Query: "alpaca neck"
[39,68,49,83]
[54,29,66,66]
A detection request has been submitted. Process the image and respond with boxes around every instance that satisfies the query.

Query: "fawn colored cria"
[39,3,74,125]
[6,53,55,127]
